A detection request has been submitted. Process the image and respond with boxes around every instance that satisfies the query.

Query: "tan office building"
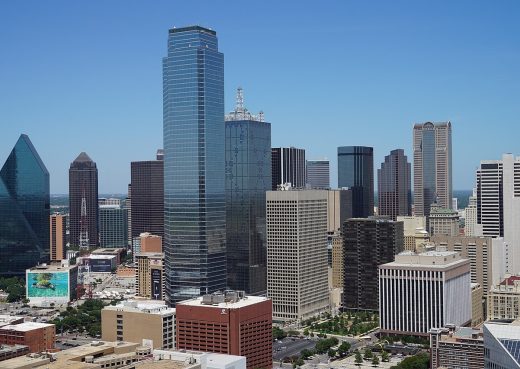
[431,235,494,293]
[101,300,175,349]
[267,189,330,322]
[487,275,520,320]
[136,252,164,300]
[50,214,67,261]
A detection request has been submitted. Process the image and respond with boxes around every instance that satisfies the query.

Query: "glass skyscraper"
[0,134,50,275]
[163,26,226,304]
[337,146,374,218]
[225,88,271,294]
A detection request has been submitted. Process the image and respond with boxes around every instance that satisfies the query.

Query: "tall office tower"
[476,154,520,274]
[483,321,520,369]
[0,135,50,275]
[271,147,306,190]
[343,217,403,311]
[428,202,460,236]
[306,159,330,189]
[225,87,271,294]
[176,292,272,369]
[69,152,98,249]
[377,149,411,220]
[163,26,226,304]
[465,190,479,236]
[99,204,128,248]
[379,250,471,336]
[50,214,67,261]
[337,146,374,218]
[136,252,164,300]
[130,150,164,242]
[267,190,330,322]
[413,122,453,218]
[327,188,353,233]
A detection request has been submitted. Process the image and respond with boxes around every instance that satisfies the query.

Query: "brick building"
[176,292,272,369]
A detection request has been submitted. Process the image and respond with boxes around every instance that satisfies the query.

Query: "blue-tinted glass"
[0,135,50,275]
[163,26,226,304]
[225,119,271,294]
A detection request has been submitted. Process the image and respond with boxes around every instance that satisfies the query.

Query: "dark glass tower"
[163,26,226,304]
[271,147,306,190]
[130,150,164,241]
[377,149,411,220]
[0,134,50,275]
[225,88,271,294]
[69,152,99,248]
[337,146,374,218]
[342,217,403,311]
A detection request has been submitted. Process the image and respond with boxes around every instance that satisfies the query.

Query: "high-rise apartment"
[267,190,330,321]
[271,147,306,190]
[306,159,330,189]
[69,152,98,249]
[343,217,403,311]
[378,149,411,220]
[130,150,164,242]
[0,135,50,275]
[176,292,272,369]
[50,214,67,261]
[413,122,453,217]
[225,88,271,295]
[102,300,175,349]
[379,249,471,336]
[476,154,520,273]
[337,146,374,218]
[163,26,226,304]
[99,204,128,248]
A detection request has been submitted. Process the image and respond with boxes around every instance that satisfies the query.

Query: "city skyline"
[1,2,519,193]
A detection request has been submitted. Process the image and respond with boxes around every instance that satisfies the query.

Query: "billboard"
[151,268,162,300]
[27,271,69,304]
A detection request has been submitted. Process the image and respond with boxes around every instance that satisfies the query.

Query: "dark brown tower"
[130,150,164,241]
[69,152,98,248]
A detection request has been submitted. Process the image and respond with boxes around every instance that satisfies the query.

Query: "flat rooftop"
[178,294,269,309]
[0,322,54,332]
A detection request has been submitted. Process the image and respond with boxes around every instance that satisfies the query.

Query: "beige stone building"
[431,235,494,293]
[101,300,175,349]
[397,216,427,251]
[471,283,484,327]
[267,189,330,322]
[136,253,164,300]
[487,276,520,320]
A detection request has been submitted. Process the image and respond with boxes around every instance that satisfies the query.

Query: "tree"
[381,351,390,362]
[355,351,363,367]
[364,348,373,360]
[371,356,379,367]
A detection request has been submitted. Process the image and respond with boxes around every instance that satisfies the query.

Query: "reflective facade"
[337,146,374,218]
[0,134,50,275]
[163,26,226,304]
[225,116,271,294]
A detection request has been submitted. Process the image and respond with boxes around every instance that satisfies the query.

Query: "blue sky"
[1,1,519,193]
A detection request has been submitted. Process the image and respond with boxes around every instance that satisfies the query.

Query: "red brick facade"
[176,299,272,369]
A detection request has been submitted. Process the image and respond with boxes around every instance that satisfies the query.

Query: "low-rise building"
[101,300,175,350]
[379,248,471,336]
[430,326,483,369]
[25,262,78,307]
[0,322,55,353]
[487,275,520,320]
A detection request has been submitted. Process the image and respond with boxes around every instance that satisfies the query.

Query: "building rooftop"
[0,322,54,332]
[177,292,269,309]
[104,300,175,316]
